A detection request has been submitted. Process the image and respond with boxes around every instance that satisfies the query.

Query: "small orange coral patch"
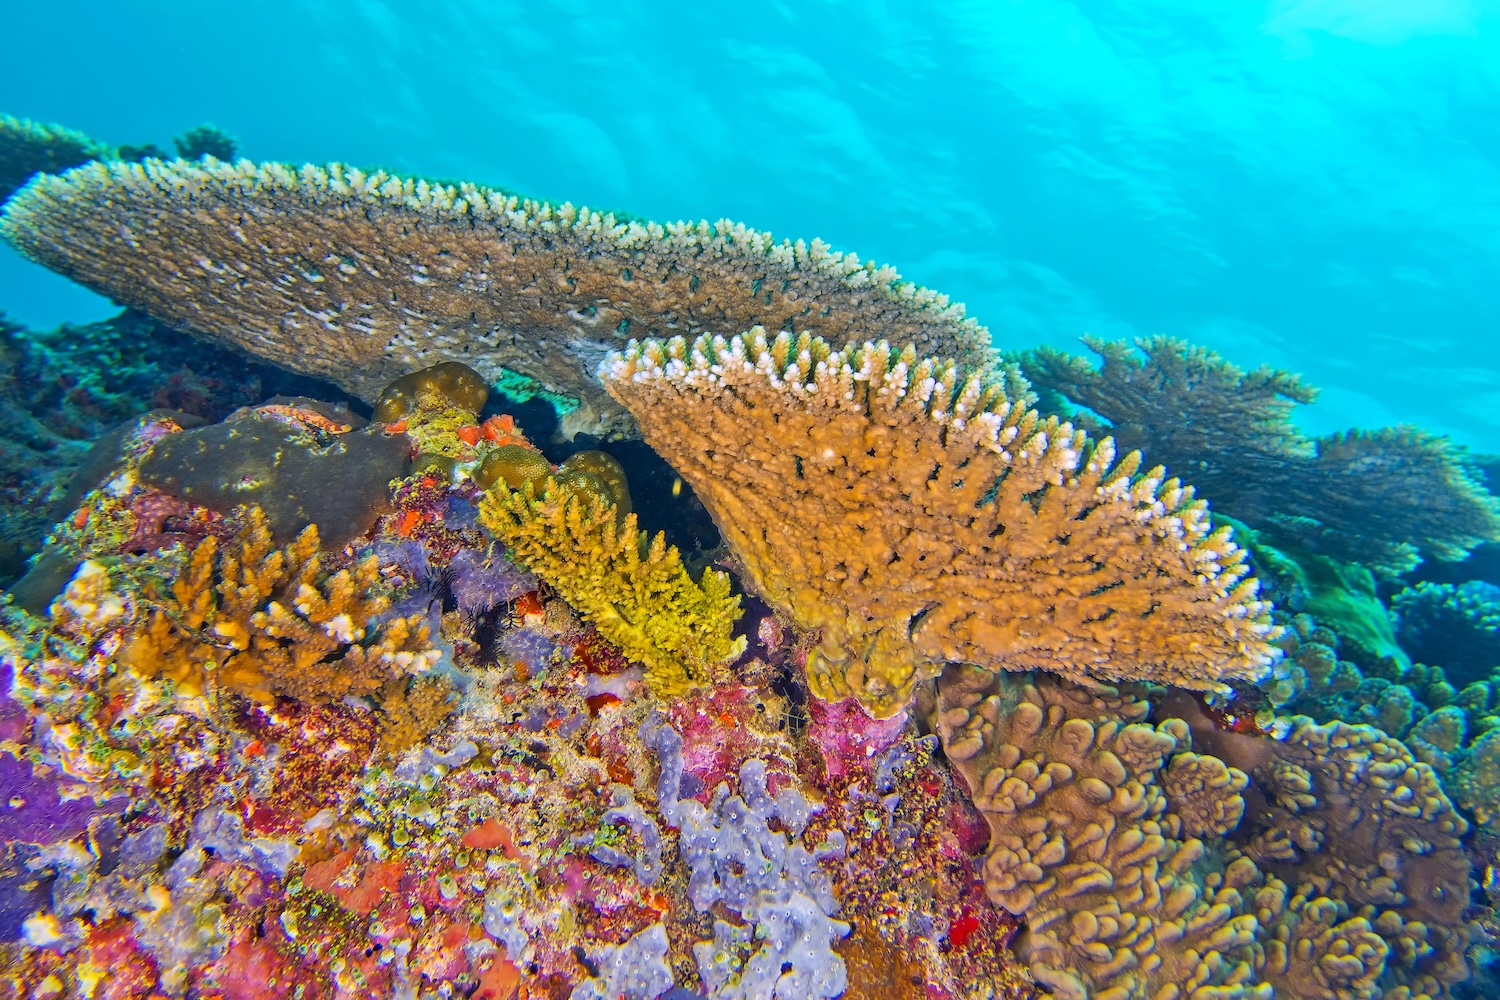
[457,424,482,446]
[302,849,355,893]
[474,957,522,1000]
[461,817,513,851]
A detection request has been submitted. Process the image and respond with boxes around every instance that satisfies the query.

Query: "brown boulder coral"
[1171,695,1474,1000]
[602,328,1278,717]
[0,157,998,436]
[1019,336,1500,575]
[923,669,1420,1000]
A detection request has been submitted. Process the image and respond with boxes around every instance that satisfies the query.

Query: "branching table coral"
[603,328,1279,717]
[0,156,999,437]
[1020,335,1500,575]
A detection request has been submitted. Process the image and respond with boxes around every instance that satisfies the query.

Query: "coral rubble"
[603,328,1278,718]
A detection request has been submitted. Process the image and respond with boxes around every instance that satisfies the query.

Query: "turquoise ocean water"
[2,0,1497,449]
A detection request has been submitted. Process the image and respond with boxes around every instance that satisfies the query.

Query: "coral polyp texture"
[1020,335,1500,574]
[0,156,999,436]
[926,669,1474,999]
[603,328,1278,717]
[0,114,111,203]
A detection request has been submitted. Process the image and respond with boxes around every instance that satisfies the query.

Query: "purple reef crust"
[449,547,536,614]
[0,754,118,846]
[806,697,908,781]
[0,660,28,744]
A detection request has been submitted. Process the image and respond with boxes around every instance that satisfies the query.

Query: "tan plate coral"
[602,328,1279,717]
[0,157,999,437]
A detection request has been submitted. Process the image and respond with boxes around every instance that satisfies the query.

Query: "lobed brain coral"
[926,669,1473,1000]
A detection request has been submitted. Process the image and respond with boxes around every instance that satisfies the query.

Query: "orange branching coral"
[375,676,458,755]
[119,507,439,704]
[602,328,1278,717]
[1020,335,1500,574]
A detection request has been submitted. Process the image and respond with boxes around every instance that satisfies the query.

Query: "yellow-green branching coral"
[479,481,745,696]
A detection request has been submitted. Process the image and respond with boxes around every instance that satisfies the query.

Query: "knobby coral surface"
[1179,701,1474,1000]
[603,328,1278,718]
[0,157,998,436]
[120,506,439,704]
[926,669,1471,1000]
[1020,336,1500,574]
[479,480,745,696]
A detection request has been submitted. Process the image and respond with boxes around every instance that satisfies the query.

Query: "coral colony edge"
[0,113,1497,1000]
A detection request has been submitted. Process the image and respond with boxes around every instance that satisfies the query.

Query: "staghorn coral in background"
[119,506,439,705]
[0,157,1000,437]
[0,114,111,204]
[480,477,744,697]
[603,328,1278,718]
[1020,335,1500,575]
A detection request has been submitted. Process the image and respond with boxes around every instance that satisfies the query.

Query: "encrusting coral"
[0,157,999,436]
[1174,696,1473,999]
[603,328,1279,718]
[119,506,440,704]
[926,668,1473,1000]
[479,476,745,697]
[0,114,111,204]
[1020,336,1500,575]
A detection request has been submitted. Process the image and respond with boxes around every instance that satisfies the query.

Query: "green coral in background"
[172,124,238,161]
[1394,580,1500,688]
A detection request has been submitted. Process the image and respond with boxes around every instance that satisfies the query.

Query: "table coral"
[480,479,745,697]
[1020,336,1500,575]
[0,157,999,437]
[603,328,1278,718]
